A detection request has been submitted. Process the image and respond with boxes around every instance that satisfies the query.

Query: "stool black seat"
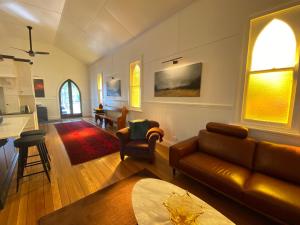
[14,135,50,192]
[20,129,51,162]
[20,129,46,137]
[14,135,44,148]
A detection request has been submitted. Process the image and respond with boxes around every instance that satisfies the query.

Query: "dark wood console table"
[94,106,128,130]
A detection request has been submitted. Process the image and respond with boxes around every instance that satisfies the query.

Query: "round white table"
[132,178,235,225]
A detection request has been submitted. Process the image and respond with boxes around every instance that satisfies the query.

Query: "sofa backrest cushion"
[198,130,256,169]
[254,141,300,185]
[206,122,248,139]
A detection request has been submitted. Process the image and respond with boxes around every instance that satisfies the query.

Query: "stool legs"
[16,143,51,192]
[39,143,51,170]
[37,144,51,183]
[43,142,51,162]
[17,147,28,192]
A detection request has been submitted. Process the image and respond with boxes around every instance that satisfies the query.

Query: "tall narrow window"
[244,19,297,124]
[129,60,141,109]
[97,73,103,104]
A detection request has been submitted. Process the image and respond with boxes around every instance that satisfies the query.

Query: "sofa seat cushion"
[178,152,251,199]
[244,173,300,224]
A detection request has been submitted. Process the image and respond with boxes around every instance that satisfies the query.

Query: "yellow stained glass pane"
[251,19,296,71]
[97,74,103,103]
[130,86,141,108]
[132,64,140,86]
[97,74,102,90]
[244,71,293,124]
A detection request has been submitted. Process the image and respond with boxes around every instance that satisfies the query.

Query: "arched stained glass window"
[251,19,297,71]
[244,19,296,124]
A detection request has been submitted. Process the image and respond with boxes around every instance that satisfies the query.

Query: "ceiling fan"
[12,26,50,57]
[0,54,33,64]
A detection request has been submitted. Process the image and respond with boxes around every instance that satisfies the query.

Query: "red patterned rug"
[55,120,120,165]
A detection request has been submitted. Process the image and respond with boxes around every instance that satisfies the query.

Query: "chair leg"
[172,168,176,177]
[37,145,51,183]
[120,153,124,161]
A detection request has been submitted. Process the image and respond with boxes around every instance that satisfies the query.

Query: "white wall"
[0,38,90,120]
[89,0,299,145]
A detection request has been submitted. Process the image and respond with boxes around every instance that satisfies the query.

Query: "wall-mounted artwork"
[33,79,45,97]
[154,63,202,97]
[106,79,121,97]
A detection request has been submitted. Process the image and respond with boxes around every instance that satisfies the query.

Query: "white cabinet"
[0,60,16,78]
[0,78,16,88]
[15,62,33,96]
[3,86,20,114]
[4,95,20,113]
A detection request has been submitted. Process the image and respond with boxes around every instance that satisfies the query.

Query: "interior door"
[59,80,82,118]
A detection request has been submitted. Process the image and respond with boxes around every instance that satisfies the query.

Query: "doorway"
[59,79,82,118]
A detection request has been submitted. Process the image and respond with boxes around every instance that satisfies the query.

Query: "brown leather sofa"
[169,122,300,224]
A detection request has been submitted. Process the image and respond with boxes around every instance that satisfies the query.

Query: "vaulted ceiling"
[0,0,194,64]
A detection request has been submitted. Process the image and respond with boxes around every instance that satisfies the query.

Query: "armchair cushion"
[126,140,149,151]
[129,120,150,140]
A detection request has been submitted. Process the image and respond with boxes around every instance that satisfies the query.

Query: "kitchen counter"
[2,112,33,116]
[0,116,29,209]
[0,116,29,139]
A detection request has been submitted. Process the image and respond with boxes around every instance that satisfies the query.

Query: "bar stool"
[0,139,8,168]
[20,129,51,162]
[14,135,51,192]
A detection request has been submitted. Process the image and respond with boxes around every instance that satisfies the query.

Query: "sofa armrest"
[169,136,199,168]
[116,127,130,146]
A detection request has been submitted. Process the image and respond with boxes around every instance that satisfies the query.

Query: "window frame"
[97,73,103,105]
[129,59,142,111]
[241,10,300,129]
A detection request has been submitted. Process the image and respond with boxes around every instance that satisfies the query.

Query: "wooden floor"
[0,118,279,225]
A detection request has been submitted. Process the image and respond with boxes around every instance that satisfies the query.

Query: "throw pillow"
[129,119,150,140]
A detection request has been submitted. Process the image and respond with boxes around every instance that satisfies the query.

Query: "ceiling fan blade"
[14,58,31,62]
[35,51,50,55]
[1,54,15,59]
[11,47,29,53]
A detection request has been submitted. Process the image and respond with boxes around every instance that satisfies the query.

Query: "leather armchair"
[116,120,164,162]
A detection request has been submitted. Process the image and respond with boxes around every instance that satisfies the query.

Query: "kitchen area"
[0,59,39,208]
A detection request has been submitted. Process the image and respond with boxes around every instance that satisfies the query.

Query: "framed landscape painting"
[154,63,202,97]
[106,79,121,97]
